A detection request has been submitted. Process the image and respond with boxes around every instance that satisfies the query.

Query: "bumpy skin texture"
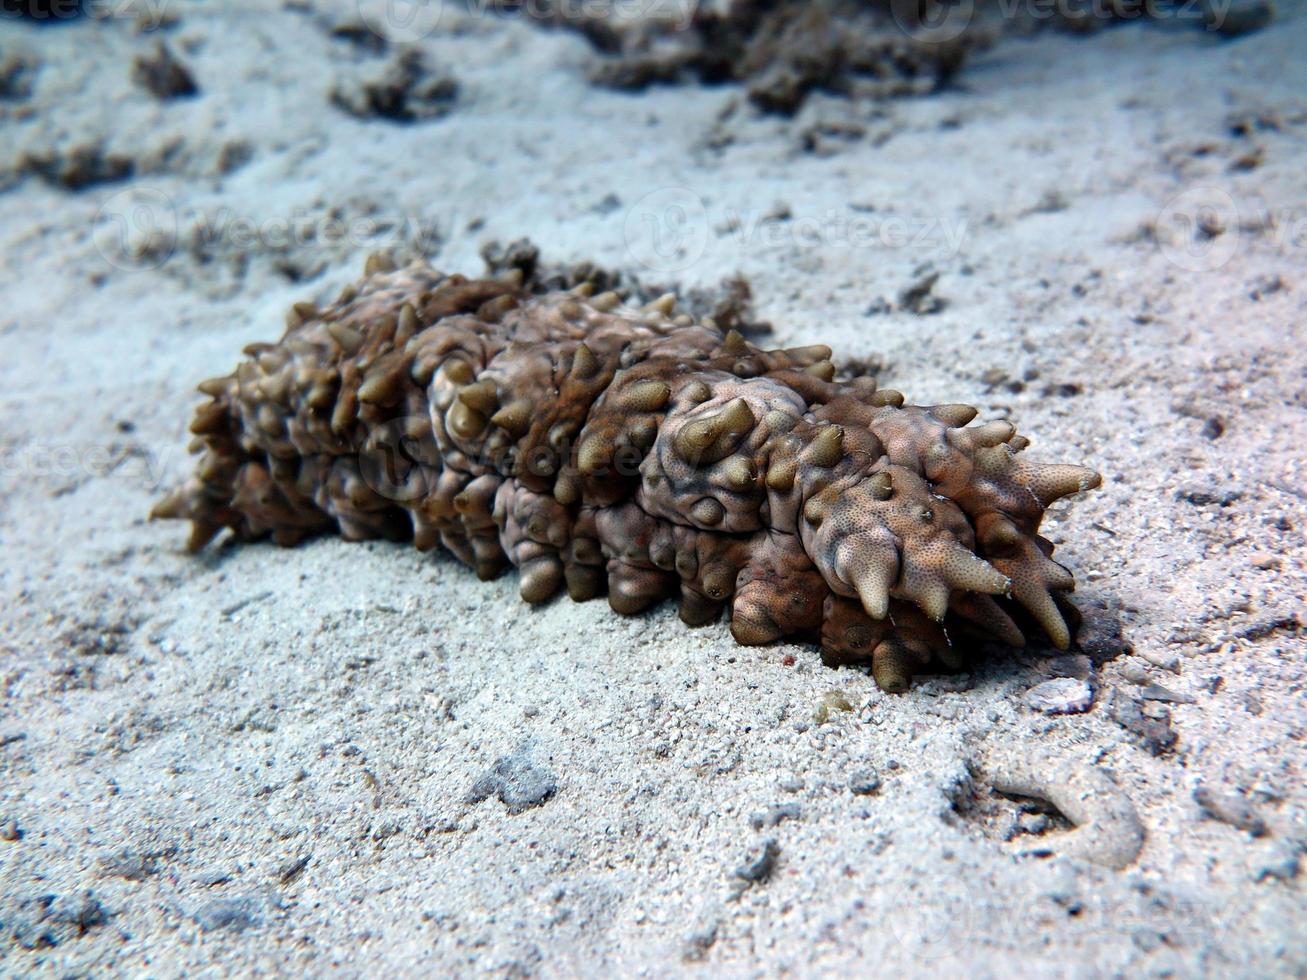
[155,256,1102,692]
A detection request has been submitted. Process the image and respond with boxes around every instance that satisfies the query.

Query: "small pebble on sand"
[1025,678,1094,714]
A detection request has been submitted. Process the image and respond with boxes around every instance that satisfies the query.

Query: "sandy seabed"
[1,1,1305,975]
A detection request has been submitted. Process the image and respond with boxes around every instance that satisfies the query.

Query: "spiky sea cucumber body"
[154,257,1101,691]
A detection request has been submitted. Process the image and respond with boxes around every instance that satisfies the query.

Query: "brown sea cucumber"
[153,254,1101,691]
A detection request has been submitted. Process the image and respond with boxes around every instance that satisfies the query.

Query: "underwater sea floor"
[0,2,1305,975]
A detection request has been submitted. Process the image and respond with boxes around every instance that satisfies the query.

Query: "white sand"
[1,2,1304,975]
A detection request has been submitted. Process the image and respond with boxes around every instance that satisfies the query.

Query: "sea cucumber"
[153,254,1101,691]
